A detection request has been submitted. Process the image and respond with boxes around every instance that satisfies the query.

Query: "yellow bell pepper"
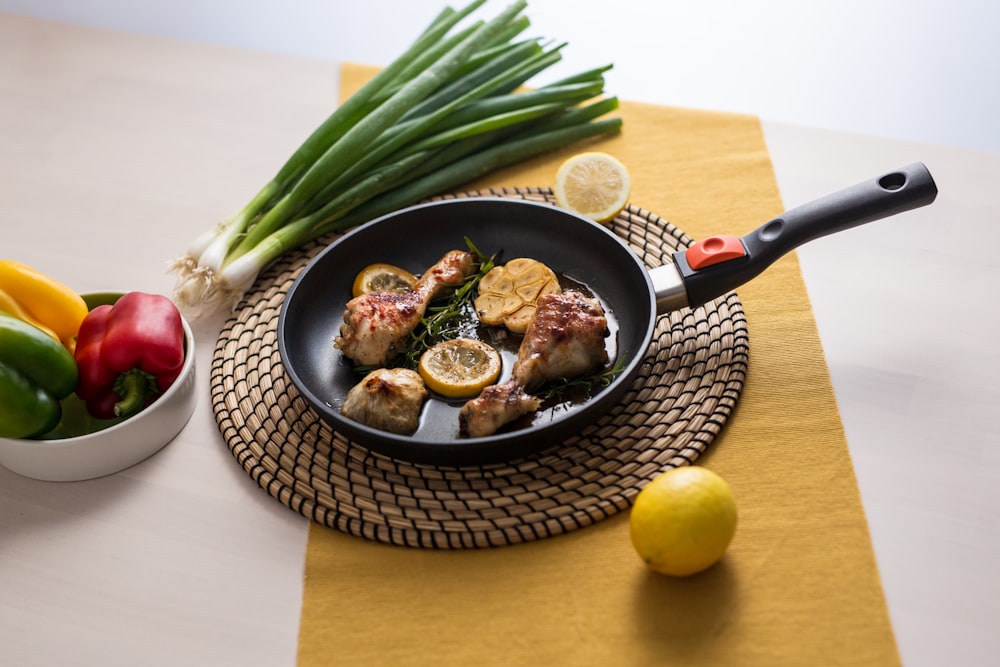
[0,287,60,340]
[0,260,88,353]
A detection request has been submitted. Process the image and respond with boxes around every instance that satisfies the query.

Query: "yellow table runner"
[296,63,899,667]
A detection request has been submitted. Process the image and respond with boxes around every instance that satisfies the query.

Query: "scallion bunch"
[170,0,623,317]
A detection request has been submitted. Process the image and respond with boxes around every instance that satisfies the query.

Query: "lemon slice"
[351,263,417,298]
[553,151,632,224]
[474,257,560,334]
[629,466,738,577]
[418,338,502,398]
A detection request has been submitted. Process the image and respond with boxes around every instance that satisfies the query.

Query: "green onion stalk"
[170,0,623,318]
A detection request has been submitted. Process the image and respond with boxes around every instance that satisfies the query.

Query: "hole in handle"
[878,171,907,191]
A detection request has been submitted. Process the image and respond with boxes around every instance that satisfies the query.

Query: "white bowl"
[0,294,197,482]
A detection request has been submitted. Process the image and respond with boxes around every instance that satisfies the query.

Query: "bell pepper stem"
[113,369,160,418]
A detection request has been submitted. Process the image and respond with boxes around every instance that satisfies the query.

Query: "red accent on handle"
[685,235,747,270]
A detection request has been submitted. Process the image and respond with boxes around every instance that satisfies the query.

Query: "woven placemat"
[210,187,749,549]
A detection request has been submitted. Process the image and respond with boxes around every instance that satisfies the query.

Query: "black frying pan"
[278,162,937,465]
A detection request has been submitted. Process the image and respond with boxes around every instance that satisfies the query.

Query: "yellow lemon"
[351,263,417,298]
[629,466,737,576]
[417,338,502,398]
[553,151,631,224]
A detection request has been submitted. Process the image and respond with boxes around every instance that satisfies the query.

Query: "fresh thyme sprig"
[538,354,629,401]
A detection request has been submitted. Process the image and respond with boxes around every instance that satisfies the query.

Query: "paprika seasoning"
[74,292,186,420]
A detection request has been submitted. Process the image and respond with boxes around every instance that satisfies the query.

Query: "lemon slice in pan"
[418,338,502,398]
[351,263,417,298]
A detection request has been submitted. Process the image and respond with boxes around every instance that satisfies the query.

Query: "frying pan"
[278,162,937,465]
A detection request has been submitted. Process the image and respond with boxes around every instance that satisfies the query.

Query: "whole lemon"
[629,466,737,576]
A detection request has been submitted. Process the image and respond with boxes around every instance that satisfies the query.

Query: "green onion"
[170,0,623,317]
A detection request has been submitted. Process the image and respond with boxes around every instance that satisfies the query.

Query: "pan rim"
[277,197,658,464]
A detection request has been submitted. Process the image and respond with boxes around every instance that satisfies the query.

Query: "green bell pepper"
[0,311,79,439]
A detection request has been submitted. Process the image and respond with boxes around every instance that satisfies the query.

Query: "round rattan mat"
[210,187,749,549]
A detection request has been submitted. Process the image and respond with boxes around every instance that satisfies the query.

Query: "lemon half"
[553,151,631,224]
[417,338,502,398]
[629,466,737,576]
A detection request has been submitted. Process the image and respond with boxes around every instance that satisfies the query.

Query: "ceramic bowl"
[0,293,197,482]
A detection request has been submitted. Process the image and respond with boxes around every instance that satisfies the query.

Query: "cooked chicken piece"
[458,380,542,438]
[334,290,423,367]
[341,368,429,435]
[513,290,609,391]
[458,290,609,437]
[335,250,475,366]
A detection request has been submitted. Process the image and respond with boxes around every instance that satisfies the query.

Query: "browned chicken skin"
[459,290,609,437]
[341,368,429,435]
[513,290,609,391]
[458,380,541,438]
[335,250,475,366]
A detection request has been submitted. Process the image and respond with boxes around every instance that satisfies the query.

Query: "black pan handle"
[669,162,938,309]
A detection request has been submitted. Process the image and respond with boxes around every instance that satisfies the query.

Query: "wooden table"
[1,13,998,667]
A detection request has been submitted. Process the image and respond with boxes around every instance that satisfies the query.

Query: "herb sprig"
[538,354,629,401]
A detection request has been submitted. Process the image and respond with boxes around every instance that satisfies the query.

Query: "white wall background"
[1,0,997,153]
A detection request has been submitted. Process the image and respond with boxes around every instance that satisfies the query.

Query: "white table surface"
[1,7,998,667]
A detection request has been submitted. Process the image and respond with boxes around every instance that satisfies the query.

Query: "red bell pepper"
[74,292,186,419]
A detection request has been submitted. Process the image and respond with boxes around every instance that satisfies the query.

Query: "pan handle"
[666,162,938,310]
